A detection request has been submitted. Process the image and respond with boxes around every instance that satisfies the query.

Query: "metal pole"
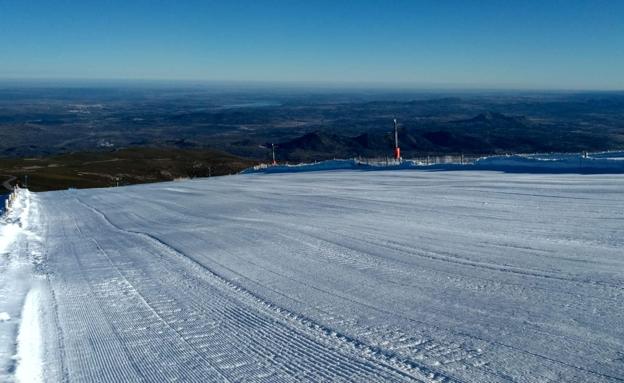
[271,143,277,165]
[394,119,398,150]
[393,118,400,161]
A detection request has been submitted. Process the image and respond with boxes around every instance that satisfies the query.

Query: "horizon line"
[0,77,623,93]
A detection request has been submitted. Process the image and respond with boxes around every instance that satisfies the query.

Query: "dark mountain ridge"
[275,112,611,161]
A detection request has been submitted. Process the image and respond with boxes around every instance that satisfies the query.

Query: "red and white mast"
[271,143,277,165]
[393,118,401,160]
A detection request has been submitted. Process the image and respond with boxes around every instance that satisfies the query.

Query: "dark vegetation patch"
[0,147,255,192]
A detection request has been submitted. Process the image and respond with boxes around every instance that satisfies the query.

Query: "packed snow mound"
[0,188,46,383]
[243,151,624,174]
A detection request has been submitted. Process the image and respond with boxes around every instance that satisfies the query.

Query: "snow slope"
[11,170,624,382]
[243,151,624,174]
[474,152,624,172]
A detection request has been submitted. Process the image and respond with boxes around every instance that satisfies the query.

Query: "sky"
[0,0,623,90]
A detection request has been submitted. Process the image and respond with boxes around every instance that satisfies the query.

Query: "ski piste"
[1,169,623,382]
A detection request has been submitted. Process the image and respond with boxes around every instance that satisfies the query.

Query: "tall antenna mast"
[393,118,401,160]
[271,143,277,165]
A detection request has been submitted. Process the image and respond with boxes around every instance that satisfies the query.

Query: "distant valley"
[1,84,623,189]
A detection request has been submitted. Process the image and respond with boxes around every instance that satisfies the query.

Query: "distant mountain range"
[275,112,605,161]
[1,87,623,162]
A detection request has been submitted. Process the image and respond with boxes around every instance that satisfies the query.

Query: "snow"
[243,151,624,174]
[0,221,20,255]
[474,151,624,171]
[242,159,369,173]
[14,286,44,383]
[5,169,624,382]
[0,189,46,383]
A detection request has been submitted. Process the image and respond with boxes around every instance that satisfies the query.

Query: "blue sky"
[1,0,622,89]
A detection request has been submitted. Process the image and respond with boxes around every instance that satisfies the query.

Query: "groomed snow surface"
[2,169,624,382]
